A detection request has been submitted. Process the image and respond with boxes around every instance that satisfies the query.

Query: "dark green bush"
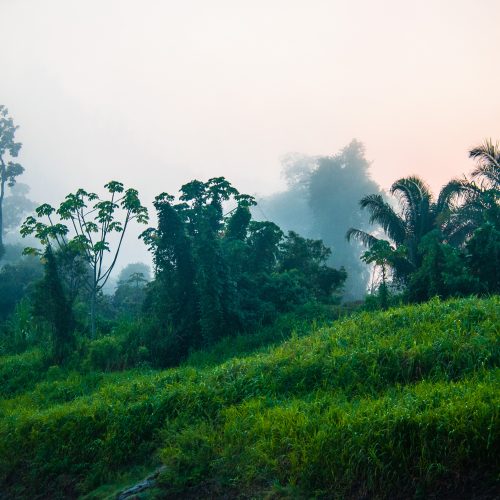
[0,349,48,397]
[84,335,124,372]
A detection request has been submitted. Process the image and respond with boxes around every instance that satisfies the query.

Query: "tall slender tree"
[0,106,24,259]
[21,181,148,336]
[359,240,405,309]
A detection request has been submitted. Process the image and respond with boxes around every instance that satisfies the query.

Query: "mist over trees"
[1,2,499,494]
[2,183,36,240]
[0,104,498,370]
[258,140,382,299]
[0,106,25,260]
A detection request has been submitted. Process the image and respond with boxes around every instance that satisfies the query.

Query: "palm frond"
[435,178,469,213]
[443,200,487,245]
[390,176,432,205]
[470,139,500,189]
[390,176,433,232]
[469,139,500,167]
[359,194,406,245]
[345,228,380,248]
[445,219,478,246]
[472,165,500,189]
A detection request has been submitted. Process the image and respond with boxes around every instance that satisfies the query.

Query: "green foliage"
[0,349,48,397]
[0,256,41,321]
[32,246,75,364]
[173,375,497,498]
[279,231,347,300]
[21,181,149,336]
[184,303,345,369]
[143,178,346,365]
[408,231,477,302]
[350,139,500,304]
[84,335,125,372]
[466,219,500,294]
[0,297,498,498]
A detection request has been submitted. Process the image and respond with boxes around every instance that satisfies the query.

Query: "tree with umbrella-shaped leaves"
[21,181,148,337]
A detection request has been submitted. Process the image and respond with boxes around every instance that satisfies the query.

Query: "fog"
[258,140,381,299]
[1,0,499,272]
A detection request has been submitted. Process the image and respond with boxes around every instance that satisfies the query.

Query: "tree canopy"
[141,177,346,363]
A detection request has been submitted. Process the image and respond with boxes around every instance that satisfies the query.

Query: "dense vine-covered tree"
[32,246,75,363]
[143,177,347,364]
[143,191,199,355]
[279,231,347,301]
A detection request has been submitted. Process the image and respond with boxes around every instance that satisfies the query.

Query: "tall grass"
[160,373,499,498]
[0,297,498,498]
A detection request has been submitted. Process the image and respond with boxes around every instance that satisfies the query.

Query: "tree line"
[347,140,500,307]
[1,108,347,365]
[0,105,498,367]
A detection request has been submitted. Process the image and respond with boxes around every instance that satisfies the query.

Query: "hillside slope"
[0,297,499,498]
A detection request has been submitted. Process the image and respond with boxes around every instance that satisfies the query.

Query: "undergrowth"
[0,296,498,498]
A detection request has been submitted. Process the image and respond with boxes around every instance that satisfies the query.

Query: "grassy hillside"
[0,297,499,498]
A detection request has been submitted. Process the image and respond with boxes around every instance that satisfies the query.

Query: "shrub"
[84,336,124,372]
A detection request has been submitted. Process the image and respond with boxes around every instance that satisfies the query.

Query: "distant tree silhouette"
[0,106,24,259]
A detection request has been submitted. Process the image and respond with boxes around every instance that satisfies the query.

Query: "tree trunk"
[380,265,389,310]
[90,287,97,338]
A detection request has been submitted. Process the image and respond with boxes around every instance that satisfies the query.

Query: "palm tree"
[444,140,500,245]
[346,176,462,280]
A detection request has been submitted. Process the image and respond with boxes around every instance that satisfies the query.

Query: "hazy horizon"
[2,0,499,270]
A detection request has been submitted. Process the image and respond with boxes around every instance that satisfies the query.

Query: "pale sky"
[1,0,499,265]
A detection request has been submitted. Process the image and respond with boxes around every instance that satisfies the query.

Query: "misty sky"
[1,0,500,266]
